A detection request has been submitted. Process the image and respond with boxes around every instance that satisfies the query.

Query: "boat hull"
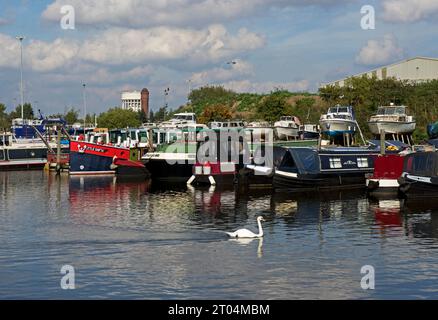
[398,175,438,198]
[0,146,48,171]
[366,178,400,198]
[275,127,299,140]
[273,170,368,191]
[144,159,194,181]
[368,121,416,135]
[69,141,130,175]
[319,119,357,137]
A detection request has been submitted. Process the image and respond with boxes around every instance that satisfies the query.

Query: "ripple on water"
[1,172,438,299]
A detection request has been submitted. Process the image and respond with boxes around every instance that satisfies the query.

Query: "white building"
[121,91,142,112]
[322,57,438,87]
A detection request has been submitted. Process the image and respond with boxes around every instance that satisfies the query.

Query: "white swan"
[226,216,265,238]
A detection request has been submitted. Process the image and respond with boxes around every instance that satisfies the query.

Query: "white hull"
[368,121,416,135]
[245,128,274,141]
[319,119,357,135]
[275,127,299,140]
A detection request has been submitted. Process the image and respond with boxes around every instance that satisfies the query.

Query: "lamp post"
[163,87,170,121]
[16,36,25,120]
[82,84,87,130]
[226,61,237,92]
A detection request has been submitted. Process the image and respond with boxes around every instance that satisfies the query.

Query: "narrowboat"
[366,154,405,198]
[398,152,438,198]
[142,125,205,181]
[273,147,380,190]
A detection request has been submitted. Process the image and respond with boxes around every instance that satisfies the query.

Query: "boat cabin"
[208,121,245,129]
[323,106,355,120]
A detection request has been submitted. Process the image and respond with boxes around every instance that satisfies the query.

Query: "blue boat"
[12,115,67,139]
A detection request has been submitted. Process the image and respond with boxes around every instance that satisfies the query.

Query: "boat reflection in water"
[369,198,403,230]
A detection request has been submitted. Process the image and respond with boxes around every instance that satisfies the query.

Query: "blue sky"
[0,0,437,116]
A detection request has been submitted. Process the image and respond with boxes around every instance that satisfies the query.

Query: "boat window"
[377,107,385,115]
[130,131,137,140]
[357,157,369,168]
[396,107,405,114]
[329,107,337,113]
[329,158,342,169]
[223,123,228,128]
[138,131,148,143]
[338,107,349,113]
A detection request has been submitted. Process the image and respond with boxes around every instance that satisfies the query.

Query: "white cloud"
[382,0,438,23]
[0,24,264,71]
[78,25,265,65]
[355,34,404,66]
[0,34,80,72]
[190,60,254,85]
[42,0,356,28]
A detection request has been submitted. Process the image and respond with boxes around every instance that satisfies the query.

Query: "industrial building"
[121,88,150,114]
[322,57,438,87]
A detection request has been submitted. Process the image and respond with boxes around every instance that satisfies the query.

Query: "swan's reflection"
[229,237,264,258]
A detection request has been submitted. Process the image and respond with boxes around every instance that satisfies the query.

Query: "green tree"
[198,104,233,124]
[154,106,168,122]
[64,108,79,125]
[138,110,148,123]
[97,108,141,129]
[9,103,34,119]
[0,103,9,130]
[257,95,291,123]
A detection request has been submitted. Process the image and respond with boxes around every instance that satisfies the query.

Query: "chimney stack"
[141,88,150,118]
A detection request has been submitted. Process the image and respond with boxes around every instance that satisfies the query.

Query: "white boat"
[159,113,197,128]
[245,121,273,142]
[298,124,320,140]
[368,105,415,135]
[274,116,301,140]
[319,105,358,138]
[0,132,59,170]
[208,121,245,129]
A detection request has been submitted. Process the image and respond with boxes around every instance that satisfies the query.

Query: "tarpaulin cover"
[279,148,320,174]
[404,152,438,177]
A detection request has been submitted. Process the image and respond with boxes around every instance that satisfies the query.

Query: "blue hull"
[70,152,114,175]
[323,130,356,137]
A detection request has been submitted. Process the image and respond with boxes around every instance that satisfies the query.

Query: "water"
[0,171,437,299]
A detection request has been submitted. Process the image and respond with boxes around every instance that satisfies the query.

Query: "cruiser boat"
[368,105,415,138]
[159,113,197,128]
[0,133,50,170]
[208,121,245,129]
[274,116,301,140]
[245,121,273,142]
[319,105,358,138]
[298,124,320,140]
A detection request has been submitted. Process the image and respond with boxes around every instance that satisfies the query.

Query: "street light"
[16,36,25,120]
[82,84,87,130]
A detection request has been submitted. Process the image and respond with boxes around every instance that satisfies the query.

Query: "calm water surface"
[0,171,437,299]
